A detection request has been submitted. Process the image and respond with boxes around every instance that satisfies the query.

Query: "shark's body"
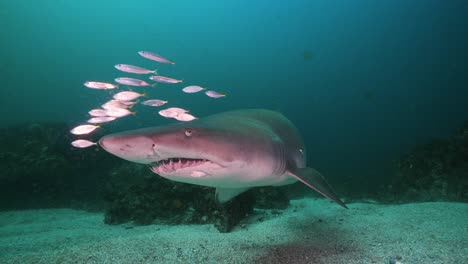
[99,109,347,208]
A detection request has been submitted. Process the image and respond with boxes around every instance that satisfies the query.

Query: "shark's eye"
[185,128,193,137]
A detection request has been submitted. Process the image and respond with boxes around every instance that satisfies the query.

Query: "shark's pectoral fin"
[289,167,348,209]
[215,187,250,204]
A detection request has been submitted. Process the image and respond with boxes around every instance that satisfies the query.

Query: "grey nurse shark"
[99,109,347,208]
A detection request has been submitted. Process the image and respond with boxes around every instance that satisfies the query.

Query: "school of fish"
[71,50,227,148]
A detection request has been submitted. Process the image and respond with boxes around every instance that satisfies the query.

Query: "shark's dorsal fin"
[215,187,250,203]
[289,167,348,209]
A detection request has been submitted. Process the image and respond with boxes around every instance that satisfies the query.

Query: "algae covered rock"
[389,121,468,202]
[0,122,119,209]
[103,166,289,232]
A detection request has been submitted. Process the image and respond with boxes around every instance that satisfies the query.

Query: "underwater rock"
[213,192,254,233]
[103,173,289,232]
[253,186,289,209]
[388,121,468,202]
[0,122,120,210]
[104,174,203,225]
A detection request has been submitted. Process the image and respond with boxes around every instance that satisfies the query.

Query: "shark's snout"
[99,135,122,153]
[98,134,156,164]
[98,136,111,150]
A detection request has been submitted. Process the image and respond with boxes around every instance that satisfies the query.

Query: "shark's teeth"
[151,158,210,174]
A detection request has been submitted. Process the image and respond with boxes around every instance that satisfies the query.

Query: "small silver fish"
[205,90,226,98]
[141,99,168,107]
[71,139,97,148]
[149,75,183,84]
[70,124,99,135]
[102,100,129,110]
[120,101,138,106]
[115,77,153,87]
[138,51,175,64]
[174,113,197,122]
[182,85,205,93]
[84,81,117,90]
[105,108,134,118]
[115,64,157,74]
[113,91,146,101]
[166,107,189,114]
[158,109,179,118]
[88,109,108,117]
[87,116,117,124]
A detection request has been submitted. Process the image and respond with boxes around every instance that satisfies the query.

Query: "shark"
[99,109,348,208]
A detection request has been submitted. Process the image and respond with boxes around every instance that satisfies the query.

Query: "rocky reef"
[0,122,120,210]
[387,121,468,202]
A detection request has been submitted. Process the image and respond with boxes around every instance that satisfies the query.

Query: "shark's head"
[99,120,279,187]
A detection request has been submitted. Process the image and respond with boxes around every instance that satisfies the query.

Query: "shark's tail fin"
[289,167,348,209]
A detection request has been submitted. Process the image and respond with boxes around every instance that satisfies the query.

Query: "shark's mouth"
[150,158,211,174]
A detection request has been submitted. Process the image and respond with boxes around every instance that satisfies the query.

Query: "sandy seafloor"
[0,198,467,264]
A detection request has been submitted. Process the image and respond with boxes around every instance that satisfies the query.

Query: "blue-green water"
[1,0,467,190]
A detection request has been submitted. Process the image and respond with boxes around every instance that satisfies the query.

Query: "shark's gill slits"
[151,158,210,174]
[272,142,287,176]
